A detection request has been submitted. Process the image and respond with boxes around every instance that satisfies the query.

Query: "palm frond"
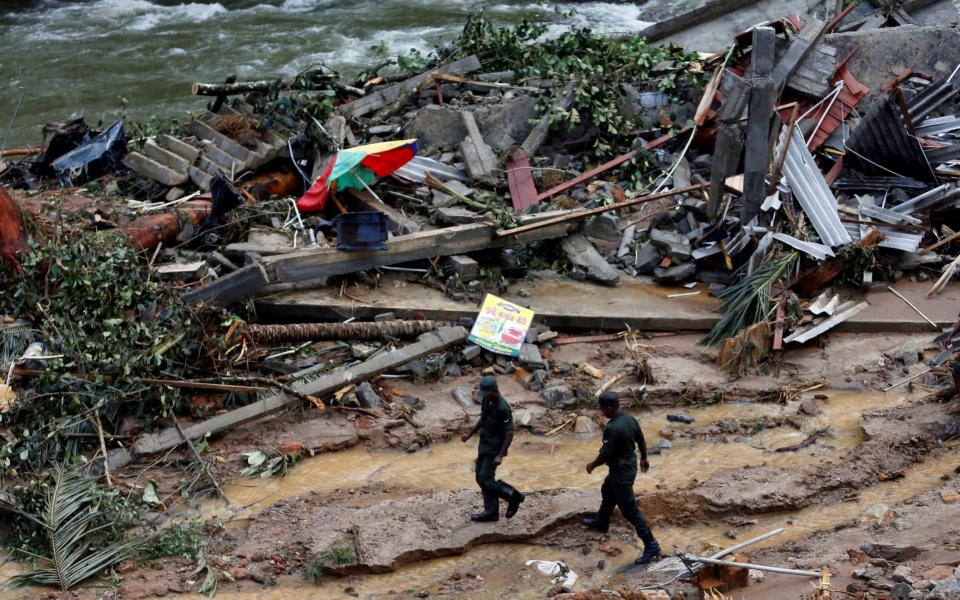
[7,467,141,591]
[701,251,798,347]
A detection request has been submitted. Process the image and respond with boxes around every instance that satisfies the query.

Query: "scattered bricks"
[447,255,480,281]
[649,228,692,261]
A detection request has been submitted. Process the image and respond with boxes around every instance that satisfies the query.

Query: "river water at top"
[0,0,655,147]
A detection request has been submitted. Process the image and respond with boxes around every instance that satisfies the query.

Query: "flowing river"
[0,0,656,147]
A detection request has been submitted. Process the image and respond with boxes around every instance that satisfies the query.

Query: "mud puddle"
[184,445,959,600]
[205,389,910,520]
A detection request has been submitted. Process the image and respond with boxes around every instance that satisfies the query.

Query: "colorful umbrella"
[296,138,418,212]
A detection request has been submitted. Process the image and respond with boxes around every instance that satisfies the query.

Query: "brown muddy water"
[168,388,960,599]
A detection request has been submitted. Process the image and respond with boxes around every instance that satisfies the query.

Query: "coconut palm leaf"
[701,251,798,347]
[7,467,141,591]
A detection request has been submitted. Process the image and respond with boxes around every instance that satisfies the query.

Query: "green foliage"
[701,252,799,347]
[140,518,206,562]
[443,9,703,160]
[240,449,298,478]
[8,467,141,591]
[0,231,203,479]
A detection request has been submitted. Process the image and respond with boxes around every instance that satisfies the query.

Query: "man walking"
[583,391,661,565]
[461,374,525,522]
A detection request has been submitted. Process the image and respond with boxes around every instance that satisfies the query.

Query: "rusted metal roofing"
[805,65,869,151]
[846,94,933,180]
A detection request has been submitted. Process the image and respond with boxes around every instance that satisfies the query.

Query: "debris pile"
[1,2,960,597]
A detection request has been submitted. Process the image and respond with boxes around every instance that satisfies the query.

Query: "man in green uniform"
[461,374,525,522]
[583,391,661,565]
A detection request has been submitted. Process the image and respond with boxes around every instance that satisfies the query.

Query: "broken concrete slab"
[133,326,469,455]
[632,241,662,274]
[405,105,466,153]
[560,234,620,286]
[154,260,207,282]
[446,255,479,281]
[649,229,693,261]
[654,262,697,284]
[582,212,621,242]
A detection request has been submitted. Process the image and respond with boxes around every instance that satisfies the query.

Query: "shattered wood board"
[255,277,960,335]
[133,326,468,455]
[506,151,538,210]
[257,274,719,332]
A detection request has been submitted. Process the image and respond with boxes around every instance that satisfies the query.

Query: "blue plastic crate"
[335,211,389,251]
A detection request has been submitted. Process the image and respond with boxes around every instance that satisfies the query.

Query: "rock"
[279,440,305,457]
[405,359,428,379]
[657,439,672,450]
[799,398,823,416]
[940,489,959,504]
[451,385,477,410]
[560,234,620,285]
[355,381,383,409]
[529,369,549,392]
[900,342,921,367]
[893,565,915,584]
[649,228,692,261]
[632,241,662,274]
[653,262,696,284]
[405,105,466,153]
[445,363,462,377]
[853,566,885,580]
[574,416,598,435]
[437,206,484,225]
[929,567,960,599]
[541,385,573,409]
[403,396,426,411]
[582,213,620,242]
[431,189,457,208]
[666,414,694,424]
[891,582,913,600]
[518,343,547,370]
[477,94,539,151]
[462,345,482,361]
[537,330,558,343]
[860,543,922,562]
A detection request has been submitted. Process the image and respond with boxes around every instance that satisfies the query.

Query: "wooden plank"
[707,124,744,218]
[133,326,468,455]
[338,56,482,118]
[742,27,777,226]
[639,0,757,41]
[459,110,498,182]
[522,81,575,156]
[772,18,828,94]
[506,150,538,210]
[185,212,578,305]
[182,262,269,306]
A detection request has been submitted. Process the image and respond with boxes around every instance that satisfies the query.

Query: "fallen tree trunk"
[124,200,212,250]
[0,186,29,272]
[133,326,468,455]
[243,319,457,344]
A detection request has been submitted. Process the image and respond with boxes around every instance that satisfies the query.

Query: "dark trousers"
[475,453,500,495]
[596,478,657,545]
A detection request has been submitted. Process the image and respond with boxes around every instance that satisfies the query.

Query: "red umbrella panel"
[297,139,418,212]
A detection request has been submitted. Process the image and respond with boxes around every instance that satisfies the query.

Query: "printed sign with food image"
[467,294,535,357]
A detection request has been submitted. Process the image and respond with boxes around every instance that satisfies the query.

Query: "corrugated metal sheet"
[784,300,869,344]
[394,156,468,183]
[926,143,960,164]
[916,115,960,137]
[907,65,960,122]
[891,183,956,214]
[857,199,922,226]
[778,126,852,247]
[772,232,834,260]
[846,95,932,180]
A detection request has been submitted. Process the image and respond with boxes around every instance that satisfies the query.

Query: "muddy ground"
[9,331,960,599]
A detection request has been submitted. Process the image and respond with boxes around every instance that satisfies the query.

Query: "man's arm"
[585,450,606,474]
[493,431,513,465]
[636,421,649,473]
[586,425,616,474]
[492,402,515,464]
[461,418,482,442]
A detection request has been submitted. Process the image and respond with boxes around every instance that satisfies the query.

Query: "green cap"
[478,374,498,393]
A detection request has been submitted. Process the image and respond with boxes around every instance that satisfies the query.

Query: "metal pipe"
[683,554,820,577]
[707,527,784,561]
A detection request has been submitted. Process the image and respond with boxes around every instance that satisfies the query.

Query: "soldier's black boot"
[633,536,662,565]
[581,517,609,533]
[497,480,525,519]
[470,491,499,522]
